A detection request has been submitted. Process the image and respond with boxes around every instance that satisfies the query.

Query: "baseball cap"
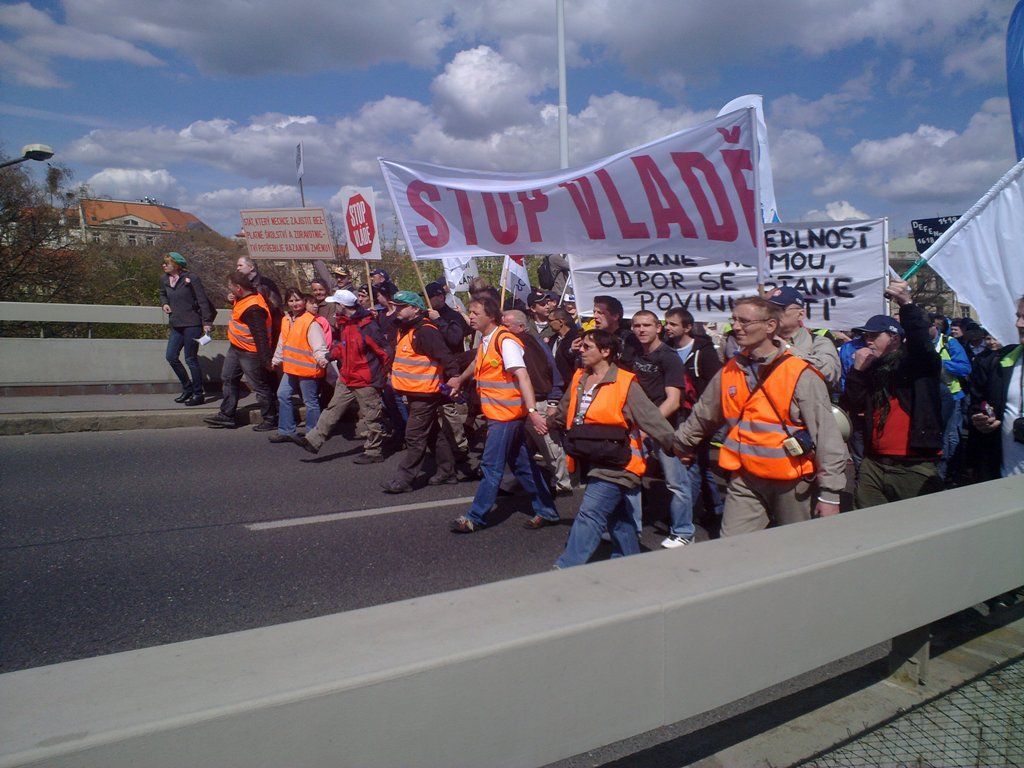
[392,290,427,311]
[324,289,358,307]
[370,268,390,280]
[527,289,556,306]
[767,286,805,308]
[425,280,446,298]
[853,314,904,336]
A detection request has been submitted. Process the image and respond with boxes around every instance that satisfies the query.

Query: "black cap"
[766,286,805,308]
[425,280,446,298]
[527,289,556,306]
[853,314,905,336]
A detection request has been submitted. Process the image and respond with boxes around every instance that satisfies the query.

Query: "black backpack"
[516,331,554,399]
[537,256,556,290]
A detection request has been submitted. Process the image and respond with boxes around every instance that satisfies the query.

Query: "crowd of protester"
[162,253,1024,572]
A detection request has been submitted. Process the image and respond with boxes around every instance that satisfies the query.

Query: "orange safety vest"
[718,353,816,480]
[280,313,324,379]
[475,327,526,421]
[390,322,443,394]
[564,367,646,477]
[228,293,271,353]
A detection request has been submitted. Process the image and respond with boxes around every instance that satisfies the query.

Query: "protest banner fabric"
[442,255,478,291]
[502,255,532,306]
[718,94,778,224]
[570,219,887,330]
[341,186,382,260]
[379,109,763,267]
[240,208,334,259]
[922,158,1024,345]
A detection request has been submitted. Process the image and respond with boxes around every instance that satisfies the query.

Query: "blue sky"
[1,0,1017,239]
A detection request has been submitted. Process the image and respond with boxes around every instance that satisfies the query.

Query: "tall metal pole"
[556,0,569,170]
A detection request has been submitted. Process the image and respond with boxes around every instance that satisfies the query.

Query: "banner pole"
[365,260,374,307]
[411,257,431,308]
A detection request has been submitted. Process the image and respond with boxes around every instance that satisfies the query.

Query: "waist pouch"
[563,423,631,468]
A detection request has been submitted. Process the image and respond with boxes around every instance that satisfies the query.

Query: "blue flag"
[1009,0,1024,160]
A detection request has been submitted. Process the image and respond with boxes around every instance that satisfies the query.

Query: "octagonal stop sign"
[346,193,376,256]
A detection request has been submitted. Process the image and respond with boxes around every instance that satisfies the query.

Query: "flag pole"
[365,260,374,307]
[410,257,431,308]
[499,257,508,310]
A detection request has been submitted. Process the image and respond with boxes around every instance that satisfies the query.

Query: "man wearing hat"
[384,291,463,493]
[294,289,390,463]
[845,280,945,508]
[526,289,558,342]
[767,286,841,390]
[425,280,474,477]
[331,265,354,292]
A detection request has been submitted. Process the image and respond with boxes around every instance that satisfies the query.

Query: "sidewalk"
[0,391,271,435]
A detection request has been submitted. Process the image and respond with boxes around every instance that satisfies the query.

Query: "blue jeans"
[691,442,723,518]
[556,479,640,568]
[624,447,697,537]
[277,374,321,436]
[382,385,408,440]
[938,396,965,480]
[166,326,203,396]
[466,418,558,527]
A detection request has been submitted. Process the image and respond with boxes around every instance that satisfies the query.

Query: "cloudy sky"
[1,0,1017,239]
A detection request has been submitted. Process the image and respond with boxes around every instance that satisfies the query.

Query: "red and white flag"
[502,255,531,305]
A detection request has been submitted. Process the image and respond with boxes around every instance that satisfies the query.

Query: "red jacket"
[330,308,390,389]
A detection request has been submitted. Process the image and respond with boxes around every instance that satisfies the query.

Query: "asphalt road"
[1,423,696,673]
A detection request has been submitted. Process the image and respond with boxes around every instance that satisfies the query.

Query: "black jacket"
[844,303,944,455]
[434,304,471,355]
[549,326,580,386]
[684,335,722,398]
[159,271,216,328]
[965,344,1022,481]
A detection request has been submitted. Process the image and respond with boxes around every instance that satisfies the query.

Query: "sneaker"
[661,535,693,549]
[203,413,235,428]
[353,453,384,464]
[268,433,294,443]
[293,436,319,454]
[600,531,611,542]
[381,481,414,494]
[428,474,458,485]
[252,421,277,432]
[450,516,477,533]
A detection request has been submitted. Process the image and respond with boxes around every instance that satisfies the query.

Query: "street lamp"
[0,143,55,169]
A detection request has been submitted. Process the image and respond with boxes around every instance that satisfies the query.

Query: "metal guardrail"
[0,301,229,326]
[0,476,1021,768]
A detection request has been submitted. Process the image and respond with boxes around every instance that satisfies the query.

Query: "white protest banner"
[502,255,532,306]
[570,219,888,329]
[240,208,334,259]
[379,108,763,266]
[922,157,1024,345]
[442,255,478,291]
[718,94,778,224]
[341,186,382,261]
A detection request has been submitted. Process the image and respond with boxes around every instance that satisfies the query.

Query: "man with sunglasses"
[674,297,848,536]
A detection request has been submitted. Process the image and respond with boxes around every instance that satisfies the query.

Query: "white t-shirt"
[1001,353,1024,477]
[675,340,694,365]
[481,328,525,371]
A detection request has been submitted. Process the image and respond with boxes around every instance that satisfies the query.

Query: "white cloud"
[85,168,182,202]
[771,129,833,183]
[943,33,1006,83]
[431,47,538,138]
[803,201,870,221]
[0,3,162,89]
[770,70,874,131]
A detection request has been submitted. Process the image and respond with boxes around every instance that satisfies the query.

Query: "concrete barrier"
[1,477,1022,768]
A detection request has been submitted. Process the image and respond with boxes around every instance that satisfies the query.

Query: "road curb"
[0,407,273,435]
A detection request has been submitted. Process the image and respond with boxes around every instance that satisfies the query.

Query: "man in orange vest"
[204,271,278,430]
[383,291,462,494]
[675,297,848,535]
[448,296,559,533]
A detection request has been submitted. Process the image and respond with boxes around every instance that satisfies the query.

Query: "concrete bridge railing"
[1,476,1021,768]
[0,301,230,393]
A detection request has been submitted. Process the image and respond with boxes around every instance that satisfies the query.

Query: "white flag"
[502,255,532,305]
[718,94,778,224]
[295,142,304,181]
[442,255,478,291]
[923,157,1024,346]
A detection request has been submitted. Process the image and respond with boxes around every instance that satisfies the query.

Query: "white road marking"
[246,496,476,531]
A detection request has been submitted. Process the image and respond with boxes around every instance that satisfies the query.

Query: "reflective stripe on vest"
[937,336,962,395]
[228,293,271,353]
[280,313,324,378]
[475,327,525,421]
[718,353,816,480]
[564,368,646,477]
[390,323,442,394]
